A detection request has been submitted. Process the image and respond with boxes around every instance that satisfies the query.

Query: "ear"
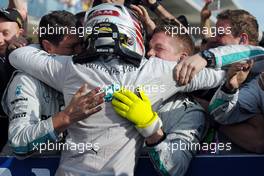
[179,52,189,61]
[239,33,249,45]
[19,28,25,35]
[42,40,53,53]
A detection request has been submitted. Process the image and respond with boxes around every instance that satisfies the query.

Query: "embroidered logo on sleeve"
[15,85,22,96]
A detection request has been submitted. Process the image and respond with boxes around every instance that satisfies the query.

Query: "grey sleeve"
[3,74,59,155]
[209,78,261,124]
[149,97,205,176]
[179,68,226,93]
[9,44,71,92]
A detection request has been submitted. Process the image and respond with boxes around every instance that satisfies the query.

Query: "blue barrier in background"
[1,155,264,176]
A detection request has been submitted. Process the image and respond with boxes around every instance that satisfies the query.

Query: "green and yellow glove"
[112,88,162,137]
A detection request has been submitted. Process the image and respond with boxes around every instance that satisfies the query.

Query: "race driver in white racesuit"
[1,11,105,156]
[8,3,264,176]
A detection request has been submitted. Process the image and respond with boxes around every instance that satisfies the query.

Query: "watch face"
[204,50,212,58]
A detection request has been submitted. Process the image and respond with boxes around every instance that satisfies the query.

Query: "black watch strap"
[221,83,238,94]
[146,131,166,147]
[200,50,215,67]
[149,2,160,12]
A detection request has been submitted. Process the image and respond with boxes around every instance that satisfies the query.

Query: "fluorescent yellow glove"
[112,88,162,137]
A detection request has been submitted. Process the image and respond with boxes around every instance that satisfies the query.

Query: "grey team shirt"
[209,75,264,124]
[9,44,264,175]
[1,71,64,155]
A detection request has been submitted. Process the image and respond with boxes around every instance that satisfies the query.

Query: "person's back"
[10,3,262,176]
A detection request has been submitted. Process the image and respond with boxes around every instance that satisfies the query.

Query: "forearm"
[145,128,165,146]
[209,45,264,69]
[153,4,176,21]
[148,137,193,175]
[145,20,156,36]
[180,69,226,92]
[201,19,212,38]
[9,117,59,155]
[209,85,240,124]
[52,111,72,133]
[9,45,67,91]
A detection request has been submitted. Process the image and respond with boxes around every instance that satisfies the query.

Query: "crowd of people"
[1,0,264,175]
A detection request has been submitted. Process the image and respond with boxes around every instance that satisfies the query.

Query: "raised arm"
[175,45,264,85]
[9,44,70,92]
[200,1,213,39]
[209,61,258,124]
[144,0,178,22]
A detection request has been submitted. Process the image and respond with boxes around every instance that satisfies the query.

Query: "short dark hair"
[38,10,78,49]
[217,9,259,45]
[75,11,86,22]
[153,20,195,55]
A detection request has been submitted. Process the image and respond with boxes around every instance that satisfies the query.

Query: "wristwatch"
[149,1,160,12]
[221,82,238,94]
[200,50,216,67]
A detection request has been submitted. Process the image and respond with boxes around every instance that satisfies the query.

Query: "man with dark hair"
[38,10,82,55]
[75,11,86,26]
[1,10,104,156]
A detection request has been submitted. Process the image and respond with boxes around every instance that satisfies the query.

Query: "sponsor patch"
[15,85,22,96]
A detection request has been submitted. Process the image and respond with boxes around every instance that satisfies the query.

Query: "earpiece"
[239,36,245,44]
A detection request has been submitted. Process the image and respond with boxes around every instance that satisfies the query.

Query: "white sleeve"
[209,45,264,69]
[140,58,225,106]
[3,73,59,155]
[178,68,226,92]
[9,44,71,92]
[208,85,240,124]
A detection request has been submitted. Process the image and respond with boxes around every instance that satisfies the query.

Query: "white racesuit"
[8,44,264,175]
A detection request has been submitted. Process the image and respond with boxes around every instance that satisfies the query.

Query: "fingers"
[178,62,188,85]
[7,36,28,50]
[138,5,148,17]
[85,93,105,109]
[175,62,183,82]
[130,4,143,16]
[8,42,26,51]
[244,60,254,71]
[85,106,103,116]
[138,90,150,104]
[113,107,127,118]
[204,0,212,7]
[112,99,129,111]
[80,93,104,117]
[113,91,133,106]
[75,84,88,97]
[229,61,253,73]
[176,61,195,85]
[85,87,101,97]
[183,65,195,85]
[120,89,139,102]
